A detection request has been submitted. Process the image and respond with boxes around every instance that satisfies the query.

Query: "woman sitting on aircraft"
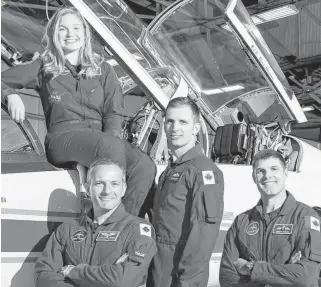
[1,6,156,217]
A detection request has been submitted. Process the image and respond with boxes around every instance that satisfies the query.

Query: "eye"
[112,182,120,187]
[58,27,66,32]
[271,167,278,171]
[179,120,187,124]
[94,182,103,187]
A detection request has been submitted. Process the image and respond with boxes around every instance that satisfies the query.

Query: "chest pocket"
[268,224,297,263]
[82,79,104,109]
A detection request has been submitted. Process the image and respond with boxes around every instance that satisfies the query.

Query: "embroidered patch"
[96,231,120,242]
[272,224,293,235]
[139,223,151,237]
[71,230,87,242]
[169,172,182,182]
[134,251,145,258]
[91,67,102,76]
[202,171,215,185]
[305,216,320,232]
[246,222,259,236]
[49,91,64,104]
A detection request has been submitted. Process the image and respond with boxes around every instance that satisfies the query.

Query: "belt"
[48,119,102,132]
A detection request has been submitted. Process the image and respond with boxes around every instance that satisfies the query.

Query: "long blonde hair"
[41,7,103,78]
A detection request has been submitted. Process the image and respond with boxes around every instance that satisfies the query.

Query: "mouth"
[171,135,181,139]
[99,196,115,201]
[262,181,276,185]
[65,39,78,43]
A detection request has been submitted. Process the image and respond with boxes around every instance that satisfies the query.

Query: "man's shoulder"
[122,214,155,238]
[193,154,222,173]
[293,200,320,220]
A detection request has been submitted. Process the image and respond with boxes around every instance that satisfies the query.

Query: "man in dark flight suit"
[219,149,321,287]
[35,159,156,287]
[147,97,224,287]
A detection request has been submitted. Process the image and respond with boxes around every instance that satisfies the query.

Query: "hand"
[58,265,75,277]
[234,258,251,276]
[7,94,25,123]
[290,251,302,264]
[116,253,128,264]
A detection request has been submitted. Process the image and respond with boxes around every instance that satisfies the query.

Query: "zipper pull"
[76,76,80,92]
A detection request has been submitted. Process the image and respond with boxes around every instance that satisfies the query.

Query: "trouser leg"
[45,130,156,216]
[123,142,157,217]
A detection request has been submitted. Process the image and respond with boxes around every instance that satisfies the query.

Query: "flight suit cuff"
[1,88,17,103]
[250,261,264,282]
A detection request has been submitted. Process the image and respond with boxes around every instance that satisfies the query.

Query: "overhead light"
[222,4,299,31]
[202,84,244,96]
[301,106,314,112]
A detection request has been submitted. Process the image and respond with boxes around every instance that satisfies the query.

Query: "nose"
[66,28,75,37]
[101,184,109,196]
[172,121,180,131]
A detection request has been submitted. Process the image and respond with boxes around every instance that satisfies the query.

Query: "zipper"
[86,223,99,264]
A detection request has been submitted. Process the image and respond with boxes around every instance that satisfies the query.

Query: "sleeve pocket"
[202,190,218,224]
[309,231,321,263]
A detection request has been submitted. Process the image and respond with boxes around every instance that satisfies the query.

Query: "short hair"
[252,149,286,170]
[87,159,126,183]
[165,97,200,123]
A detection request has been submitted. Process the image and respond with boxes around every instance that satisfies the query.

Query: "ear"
[252,170,257,184]
[193,122,201,135]
[84,183,90,197]
[121,182,127,198]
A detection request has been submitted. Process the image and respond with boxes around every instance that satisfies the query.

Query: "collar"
[170,145,203,166]
[80,203,127,226]
[253,191,297,217]
[64,60,82,79]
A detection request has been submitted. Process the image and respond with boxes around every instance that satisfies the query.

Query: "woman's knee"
[95,136,126,165]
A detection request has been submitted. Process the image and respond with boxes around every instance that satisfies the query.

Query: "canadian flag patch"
[305,216,320,232]
[202,171,215,185]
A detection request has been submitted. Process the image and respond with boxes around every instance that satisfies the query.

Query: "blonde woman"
[1,7,156,216]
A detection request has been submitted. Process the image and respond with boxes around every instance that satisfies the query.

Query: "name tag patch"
[72,230,87,242]
[272,224,293,235]
[169,172,182,182]
[246,222,259,235]
[96,231,120,242]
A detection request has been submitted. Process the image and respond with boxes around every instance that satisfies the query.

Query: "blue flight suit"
[1,59,156,216]
[219,192,321,287]
[147,145,224,287]
[35,203,157,287]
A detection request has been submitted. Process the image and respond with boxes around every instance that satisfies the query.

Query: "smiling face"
[252,157,287,198]
[87,164,126,216]
[57,13,85,54]
[165,105,200,156]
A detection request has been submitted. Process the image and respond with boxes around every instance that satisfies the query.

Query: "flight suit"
[219,192,321,287]
[147,145,224,287]
[1,59,157,216]
[35,203,157,287]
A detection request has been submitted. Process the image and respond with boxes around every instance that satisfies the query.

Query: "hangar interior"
[1,0,321,147]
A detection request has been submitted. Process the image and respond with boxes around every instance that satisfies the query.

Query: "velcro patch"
[246,222,259,236]
[140,223,151,237]
[202,171,215,185]
[71,230,87,242]
[272,224,293,235]
[169,172,182,182]
[305,216,320,232]
[96,231,120,242]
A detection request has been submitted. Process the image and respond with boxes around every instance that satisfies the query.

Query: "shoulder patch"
[305,216,320,232]
[202,170,215,185]
[139,223,151,237]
